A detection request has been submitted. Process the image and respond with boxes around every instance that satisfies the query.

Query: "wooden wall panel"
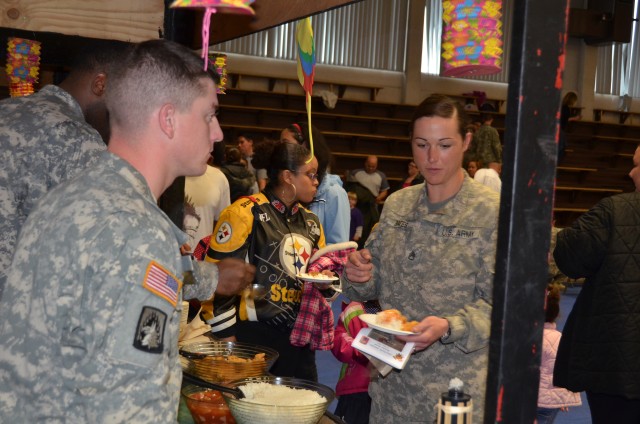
[0,0,164,43]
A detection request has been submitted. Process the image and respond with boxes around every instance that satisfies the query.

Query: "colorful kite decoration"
[296,17,316,161]
[6,37,41,97]
[169,0,255,71]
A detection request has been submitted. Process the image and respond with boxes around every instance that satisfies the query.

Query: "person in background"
[473,113,502,173]
[332,299,382,424]
[237,134,264,192]
[282,122,350,244]
[474,161,502,193]
[558,92,581,162]
[348,191,364,243]
[553,144,640,424]
[345,155,390,248]
[219,144,257,203]
[342,94,500,423]
[205,140,327,381]
[0,39,254,422]
[402,160,424,188]
[349,155,390,207]
[466,159,479,178]
[0,43,129,283]
[536,284,582,424]
[184,158,230,251]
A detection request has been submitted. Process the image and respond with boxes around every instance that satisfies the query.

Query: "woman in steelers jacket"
[204,140,326,380]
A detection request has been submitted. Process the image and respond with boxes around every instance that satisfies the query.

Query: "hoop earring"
[282,183,297,204]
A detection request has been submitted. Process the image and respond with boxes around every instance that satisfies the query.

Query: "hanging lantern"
[441,0,503,77]
[169,0,255,71]
[208,53,227,94]
[6,37,41,97]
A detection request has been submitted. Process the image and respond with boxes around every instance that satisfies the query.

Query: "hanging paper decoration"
[441,0,503,78]
[169,0,255,71]
[296,17,316,161]
[6,37,41,97]
[208,53,227,94]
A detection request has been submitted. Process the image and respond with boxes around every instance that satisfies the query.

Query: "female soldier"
[343,94,500,423]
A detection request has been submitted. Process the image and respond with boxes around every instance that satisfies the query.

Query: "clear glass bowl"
[182,384,236,424]
[221,376,335,424]
[180,341,278,383]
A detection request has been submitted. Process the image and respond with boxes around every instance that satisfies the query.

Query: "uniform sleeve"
[443,220,497,353]
[553,197,611,279]
[184,260,218,301]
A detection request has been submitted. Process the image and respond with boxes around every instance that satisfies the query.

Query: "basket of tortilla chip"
[180,341,278,383]
[221,376,335,424]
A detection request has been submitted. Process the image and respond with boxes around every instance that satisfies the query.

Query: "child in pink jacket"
[331,300,381,424]
[536,285,582,424]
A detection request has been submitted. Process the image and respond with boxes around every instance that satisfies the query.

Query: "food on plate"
[239,382,327,406]
[376,309,419,332]
[297,271,336,281]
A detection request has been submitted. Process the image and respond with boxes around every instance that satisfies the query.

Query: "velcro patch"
[133,306,166,354]
[142,261,182,307]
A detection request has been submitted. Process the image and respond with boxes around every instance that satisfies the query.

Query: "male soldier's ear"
[159,103,176,138]
[91,73,107,97]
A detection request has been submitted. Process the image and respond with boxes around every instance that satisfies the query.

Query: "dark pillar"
[484,0,570,422]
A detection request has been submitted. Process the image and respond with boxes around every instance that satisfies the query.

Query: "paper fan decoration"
[6,37,41,97]
[170,0,255,71]
[296,17,316,161]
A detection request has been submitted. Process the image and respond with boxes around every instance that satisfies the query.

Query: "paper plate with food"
[360,309,420,336]
[296,271,339,284]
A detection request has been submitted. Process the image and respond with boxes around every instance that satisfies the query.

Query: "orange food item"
[185,390,236,424]
[377,309,418,332]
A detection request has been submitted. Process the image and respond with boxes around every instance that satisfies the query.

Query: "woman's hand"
[344,249,373,283]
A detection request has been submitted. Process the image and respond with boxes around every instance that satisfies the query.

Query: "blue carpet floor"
[317,287,592,423]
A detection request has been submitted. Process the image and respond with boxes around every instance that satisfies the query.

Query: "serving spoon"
[248,283,268,299]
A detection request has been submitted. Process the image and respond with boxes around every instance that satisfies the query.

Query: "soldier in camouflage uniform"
[343,95,500,423]
[473,113,502,172]
[0,40,254,423]
[0,45,127,283]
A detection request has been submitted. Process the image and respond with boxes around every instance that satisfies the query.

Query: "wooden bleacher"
[219,88,637,227]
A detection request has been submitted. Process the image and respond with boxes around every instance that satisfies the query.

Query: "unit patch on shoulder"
[216,221,233,244]
[142,261,182,307]
[133,306,166,354]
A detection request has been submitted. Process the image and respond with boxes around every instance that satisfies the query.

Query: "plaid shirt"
[290,245,356,350]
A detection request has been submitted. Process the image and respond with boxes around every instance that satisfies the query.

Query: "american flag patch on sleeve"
[142,261,182,307]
